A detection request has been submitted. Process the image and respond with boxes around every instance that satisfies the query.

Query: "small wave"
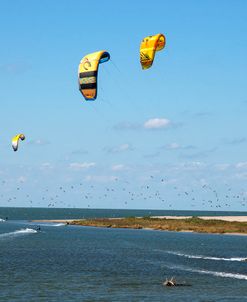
[53,223,66,227]
[0,228,37,239]
[0,218,6,222]
[167,251,246,262]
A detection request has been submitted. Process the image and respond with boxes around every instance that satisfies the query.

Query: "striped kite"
[78,50,110,100]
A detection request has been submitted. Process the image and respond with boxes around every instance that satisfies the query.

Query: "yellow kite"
[140,34,166,70]
[78,50,110,100]
[12,134,25,152]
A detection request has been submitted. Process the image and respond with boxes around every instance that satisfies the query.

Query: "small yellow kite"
[140,33,166,70]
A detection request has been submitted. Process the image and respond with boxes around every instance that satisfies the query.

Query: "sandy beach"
[32,216,247,223]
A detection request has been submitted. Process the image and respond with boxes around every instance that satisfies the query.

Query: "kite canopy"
[12,134,25,152]
[78,50,110,100]
[140,34,166,70]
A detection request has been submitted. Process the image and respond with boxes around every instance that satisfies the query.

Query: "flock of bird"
[0,175,246,210]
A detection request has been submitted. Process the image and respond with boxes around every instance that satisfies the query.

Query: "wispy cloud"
[236,162,247,169]
[165,142,181,150]
[71,149,88,155]
[143,143,195,158]
[0,62,31,74]
[163,143,196,151]
[105,143,133,154]
[171,161,207,172]
[181,147,217,159]
[40,162,53,170]
[85,175,116,182]
[234,172,247,180]
[69,162,96,170]
[223,137,247,146]
[28,139,50,146]
[111,164,128,171]
[143,152,160,159]
[113,117,178,131]
[214,163,231,171]
[193,111,212,118]
[17,176,27,183]
[113,122,141,130]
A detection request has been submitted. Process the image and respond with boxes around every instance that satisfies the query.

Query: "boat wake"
[35,223,66,227]
[0,228,37,239]
[167,251,246,262]
[163,263,247,280]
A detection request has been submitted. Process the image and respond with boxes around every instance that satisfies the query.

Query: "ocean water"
[1,208,247,301]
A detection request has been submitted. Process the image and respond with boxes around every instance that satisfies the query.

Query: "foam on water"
[0,228,37,239]
[167,251,246,262]
[0,218,6,222]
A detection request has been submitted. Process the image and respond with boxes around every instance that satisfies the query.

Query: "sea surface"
[1,207,247,301]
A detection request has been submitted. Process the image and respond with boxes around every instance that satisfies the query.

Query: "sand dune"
[150,216,247,222]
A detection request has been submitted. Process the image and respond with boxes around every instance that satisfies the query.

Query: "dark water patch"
[1,206,247,220]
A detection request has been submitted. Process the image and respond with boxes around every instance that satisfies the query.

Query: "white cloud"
[144,118,171,129]
[69,162,96,170]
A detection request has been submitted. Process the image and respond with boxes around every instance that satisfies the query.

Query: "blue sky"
[0,0,247,210]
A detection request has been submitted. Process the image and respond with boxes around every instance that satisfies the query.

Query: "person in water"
[164,278,176,286]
